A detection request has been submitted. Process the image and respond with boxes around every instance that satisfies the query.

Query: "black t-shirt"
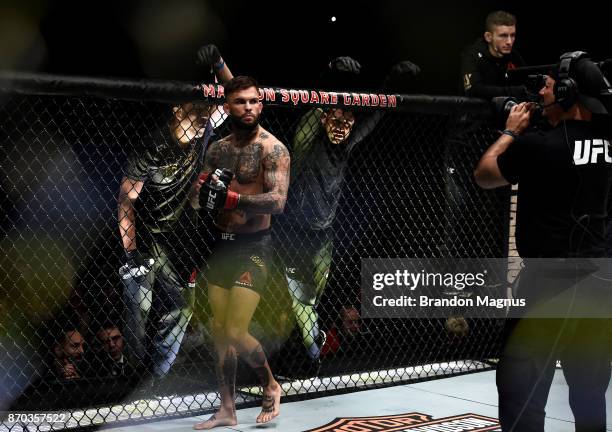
[279,108,384,231]
[124,122,213,234]
[282,109,363,231]
[285,134,353,230]
[460,38,526,98]
[497,120,612,257]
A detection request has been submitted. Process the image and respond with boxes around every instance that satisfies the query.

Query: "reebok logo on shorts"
[236,271,253,288]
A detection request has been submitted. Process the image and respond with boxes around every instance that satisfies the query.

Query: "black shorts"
[206,229,272,294]
[142,231,200,289]
[274,226,333,285]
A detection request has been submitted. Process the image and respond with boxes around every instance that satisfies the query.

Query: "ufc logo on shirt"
[573,139,612,165]
[221,233,235,241]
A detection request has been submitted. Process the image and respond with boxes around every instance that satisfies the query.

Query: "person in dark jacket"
[474,51,612,432]
[275,57,419,364]
[461,10,526,99]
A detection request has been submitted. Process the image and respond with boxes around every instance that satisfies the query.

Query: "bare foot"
[256,383,281,424]
[193,411,237,430]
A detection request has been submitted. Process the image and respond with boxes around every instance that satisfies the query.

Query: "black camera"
[492,96,520,118]
[492,96,545,130]
[525,74,547,97]
[490,72,546,127]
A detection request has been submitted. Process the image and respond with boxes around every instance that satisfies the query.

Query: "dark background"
[2,0,611,94]
[2,0,608,410]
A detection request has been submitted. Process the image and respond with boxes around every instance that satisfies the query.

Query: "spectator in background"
[52,328,85,380]
[93,323,135,378]
[321,306,363,357]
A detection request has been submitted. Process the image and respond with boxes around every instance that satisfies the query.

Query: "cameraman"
[474,52,612,431]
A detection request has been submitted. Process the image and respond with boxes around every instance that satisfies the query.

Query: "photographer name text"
[372,295,525,309]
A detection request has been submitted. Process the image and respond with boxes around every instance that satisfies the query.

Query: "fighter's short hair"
[224,76,260,99]
[485,10,517,32]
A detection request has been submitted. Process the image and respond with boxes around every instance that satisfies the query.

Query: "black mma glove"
[196,44,224,70]
[199,168,239,211]
[383,60,421,90]
[329,56,361,74]
[119,250,155,279]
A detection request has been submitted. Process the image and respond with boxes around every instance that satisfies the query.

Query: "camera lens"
[491,97,519,129]
[503,99,518,114]
[492,96,519,118]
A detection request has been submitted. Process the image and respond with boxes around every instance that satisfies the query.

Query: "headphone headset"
[553,51,590,111]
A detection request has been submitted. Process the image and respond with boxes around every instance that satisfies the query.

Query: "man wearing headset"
[461,10,527,99]
[474,52,612,431]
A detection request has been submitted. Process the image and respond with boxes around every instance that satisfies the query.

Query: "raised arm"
[195,44,234,127]
[474,102,532,189]
[347,110,384,151]
[290,108,324,176]
[348,60,421,152]
[118,177,144,252]
[197,44,234,84]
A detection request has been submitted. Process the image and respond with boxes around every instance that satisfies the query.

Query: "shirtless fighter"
[190,75,290,429]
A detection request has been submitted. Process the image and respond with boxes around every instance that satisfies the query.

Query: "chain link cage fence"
[0,74,509,430]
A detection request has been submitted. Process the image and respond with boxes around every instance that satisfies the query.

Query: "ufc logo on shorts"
[221,233,235,240]
[206,191,217,210]
[573,139,612,165]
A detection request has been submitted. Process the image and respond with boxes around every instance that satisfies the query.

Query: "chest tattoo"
[211,140,264,185]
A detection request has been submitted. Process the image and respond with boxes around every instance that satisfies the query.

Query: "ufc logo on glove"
[206,191,217,210]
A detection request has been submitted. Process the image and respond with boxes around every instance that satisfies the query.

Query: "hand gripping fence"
[0,72,509,430]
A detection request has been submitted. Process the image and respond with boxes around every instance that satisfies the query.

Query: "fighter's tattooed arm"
[237,139,290,214]
[202,138,226,173]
